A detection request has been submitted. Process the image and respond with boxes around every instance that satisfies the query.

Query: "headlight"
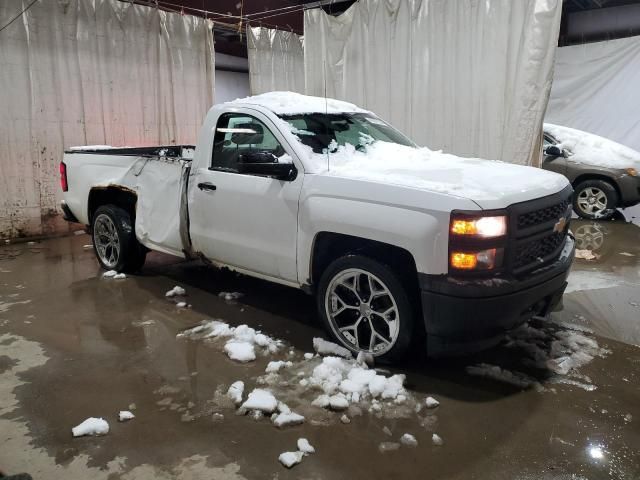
[625,167,638,177]
[450,248,503,270]
[451,215,507,237]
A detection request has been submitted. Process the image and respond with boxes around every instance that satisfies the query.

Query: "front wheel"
[317,255,414,362]
[92,205,146,273]
[573,180,618,220]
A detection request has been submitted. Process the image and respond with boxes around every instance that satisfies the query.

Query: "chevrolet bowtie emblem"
[553,216,567,233]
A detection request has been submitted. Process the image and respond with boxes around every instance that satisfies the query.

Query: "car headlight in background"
[625,167,638,177]
[450,215,507,237]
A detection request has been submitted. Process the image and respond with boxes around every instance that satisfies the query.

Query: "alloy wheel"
[94,214,120,269]
[577,187,608,216]
[325,268,400,355]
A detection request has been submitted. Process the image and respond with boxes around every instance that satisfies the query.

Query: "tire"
[317,254,414,362]
[573,180,618,220]
[92,205,146,273]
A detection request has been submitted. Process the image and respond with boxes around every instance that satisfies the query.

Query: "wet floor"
[0,218,639,479]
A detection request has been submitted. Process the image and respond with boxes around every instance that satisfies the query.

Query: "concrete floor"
[1,216,639,479]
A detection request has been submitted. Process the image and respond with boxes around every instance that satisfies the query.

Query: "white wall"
[0,0,215,239]
[215,70,250,103]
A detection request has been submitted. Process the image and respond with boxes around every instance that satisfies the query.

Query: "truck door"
[189,111,302,284]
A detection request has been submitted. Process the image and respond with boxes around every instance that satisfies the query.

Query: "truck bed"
[62,145,193,258]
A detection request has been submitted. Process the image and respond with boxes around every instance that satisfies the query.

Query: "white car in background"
[543,123,640,220]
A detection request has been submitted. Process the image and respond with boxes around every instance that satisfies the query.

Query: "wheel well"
[88,186,137,224]
[310,232,418,288]
[572,174,621,202]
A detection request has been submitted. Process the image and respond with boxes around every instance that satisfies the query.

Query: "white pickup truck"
[60,92,575,360]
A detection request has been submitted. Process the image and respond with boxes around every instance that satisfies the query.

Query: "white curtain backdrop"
[247,26,305,95]
[0,0,215,239]
[547,35,640,152]
[304,0,562,166]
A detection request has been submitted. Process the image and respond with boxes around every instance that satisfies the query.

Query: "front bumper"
[618,174,640,207]
[420,236,575,357]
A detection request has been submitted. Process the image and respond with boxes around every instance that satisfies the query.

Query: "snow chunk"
[575,249,596,260]
[329,394,349,411]
[265,360,292,373]
[227,381,245,405]
[119,411,135,422]
[273,411,305,428]
[297,438,315,454]
[432,433,444,446]
[114,273,126,279]
[241,389,278,413]
[72,417,109,437]
[425,396,440,408]
[176,302,187,308]
[102,270,118,278]
[304,353,314,360]
[224,341,256,362]
[313,337,352,358]
[165,286,186,297]
[278,451,304,468]
[400,433,418,447]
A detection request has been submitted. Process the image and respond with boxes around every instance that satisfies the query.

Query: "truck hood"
[308,141,569,210]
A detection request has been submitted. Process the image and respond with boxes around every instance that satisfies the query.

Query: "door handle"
[198,182,217,191]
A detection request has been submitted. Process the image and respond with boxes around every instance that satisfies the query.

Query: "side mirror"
[238,152,296,180]
[544,145,563,157]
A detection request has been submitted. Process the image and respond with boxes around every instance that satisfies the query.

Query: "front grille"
[514,232,565,270]
[508,186,573,275]
[517,198,570,229]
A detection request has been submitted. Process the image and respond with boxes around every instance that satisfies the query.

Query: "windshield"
[279,113,416,154]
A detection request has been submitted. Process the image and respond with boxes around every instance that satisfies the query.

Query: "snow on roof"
[225,91,369,115]
[544,123,640,170]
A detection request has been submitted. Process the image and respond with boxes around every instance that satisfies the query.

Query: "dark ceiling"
[131,0,640,56]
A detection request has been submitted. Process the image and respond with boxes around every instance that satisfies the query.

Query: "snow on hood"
[301,141,569,208]
[544,123,640,170]
[226,91,369,115]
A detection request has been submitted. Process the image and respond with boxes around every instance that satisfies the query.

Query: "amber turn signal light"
[450,252,478,270]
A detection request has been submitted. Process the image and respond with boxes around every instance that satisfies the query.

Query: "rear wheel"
[317,255,414,362]
[92,205,146,272]
[573,180,618,220]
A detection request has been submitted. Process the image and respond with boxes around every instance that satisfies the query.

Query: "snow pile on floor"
[241,389,278,413]
[575,249,597,260]
[313,337,352,359]
[400,433,418,447]
[119,411,135,422]
[72,417,109,437]
[308,356,407,407]
[227,381,244,405]
[177,320,282,362]
[466,319,610,391]
[277,437,316,469]
[102,270,125,279]
[544,123,640,170]
[165,286,186,297]
[279,451,304,469]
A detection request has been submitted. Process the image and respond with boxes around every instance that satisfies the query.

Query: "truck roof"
[223,91,370,116]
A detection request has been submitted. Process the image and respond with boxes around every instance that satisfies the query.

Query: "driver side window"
[211,113,285,173]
